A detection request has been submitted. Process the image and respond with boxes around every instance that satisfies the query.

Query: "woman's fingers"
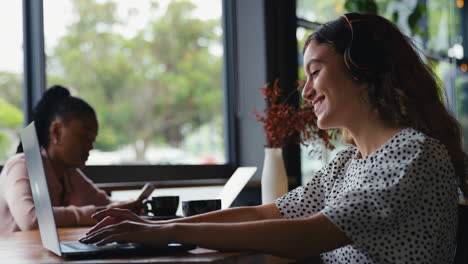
[81,222,172,248]
[86,216,118,235]
[92,208,132,220]
[80,225,118,244]
[82,221,134,243]
[105,200,145,215]
[124,200,143,214]
[87,209,134,235]
[82,221,147,244]
[87,208,149,235]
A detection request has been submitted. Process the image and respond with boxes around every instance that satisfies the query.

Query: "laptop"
[216,166,257,209]
[20,121,196,259]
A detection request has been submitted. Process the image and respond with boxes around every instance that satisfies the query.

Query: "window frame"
[20,0,238,188]
[5,1,289,205]
[263,0,302,189]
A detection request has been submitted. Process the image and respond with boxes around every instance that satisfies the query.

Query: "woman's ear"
[49,119,63,145]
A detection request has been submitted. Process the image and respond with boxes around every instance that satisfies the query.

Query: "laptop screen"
[216,167,257,209]
[21,121,63,256]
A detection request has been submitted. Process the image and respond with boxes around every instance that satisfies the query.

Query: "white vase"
[261,148,288,204]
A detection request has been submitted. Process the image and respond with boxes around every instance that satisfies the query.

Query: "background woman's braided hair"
[304,12,468,198]
[17,85,96,152]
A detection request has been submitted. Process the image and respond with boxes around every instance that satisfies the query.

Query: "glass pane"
[426,0,460,56]
[456,67,468,152]
[376,0,461,57]
[0,1,24,164]
[43,0,225,165]
[296,27,314,80]
[297,0,462,58]
[296,0,345,23]
[301,140,349,184]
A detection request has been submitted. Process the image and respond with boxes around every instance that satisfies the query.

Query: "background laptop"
[20,121,195,259]
[216,166,256,209]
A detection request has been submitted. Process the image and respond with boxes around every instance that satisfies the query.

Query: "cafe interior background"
[0,0,467,213]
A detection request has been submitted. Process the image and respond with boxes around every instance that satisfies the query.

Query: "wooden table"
[0,227,297,263]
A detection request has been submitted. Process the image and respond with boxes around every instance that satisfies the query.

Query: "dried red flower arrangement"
[253,78,336,150]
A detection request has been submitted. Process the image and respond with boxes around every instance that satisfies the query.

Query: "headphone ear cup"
[344,45,365,81]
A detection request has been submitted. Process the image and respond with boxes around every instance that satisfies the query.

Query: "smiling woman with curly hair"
[80,13,467,264]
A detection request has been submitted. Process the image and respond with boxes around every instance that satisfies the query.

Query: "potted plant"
[253,78,336,203]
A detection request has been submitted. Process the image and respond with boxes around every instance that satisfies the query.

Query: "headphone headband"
[341,13,377,81]
[341,14,365,24]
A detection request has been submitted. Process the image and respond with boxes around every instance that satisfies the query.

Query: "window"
[425,0,467,153]
[457,63,468,152]
[295,0,468,183]
[296,0,345,23]
[0,1,23,163]
[0,0,243,186]
[43,0,226,166]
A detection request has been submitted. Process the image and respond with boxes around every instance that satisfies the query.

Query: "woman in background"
[0,85,143,233]
[80,13,467,263]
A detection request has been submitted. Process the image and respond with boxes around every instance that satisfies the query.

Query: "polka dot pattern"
[275,128,458,263]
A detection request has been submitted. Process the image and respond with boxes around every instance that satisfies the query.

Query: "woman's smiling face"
[302,39,370,130]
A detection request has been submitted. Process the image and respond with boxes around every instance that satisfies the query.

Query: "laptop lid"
[216,167,257,209]
[20,121,63,256]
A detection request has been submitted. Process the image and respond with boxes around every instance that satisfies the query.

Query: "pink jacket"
[0,150,111,233]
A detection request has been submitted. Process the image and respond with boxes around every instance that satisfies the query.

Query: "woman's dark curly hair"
[304,12,468,198]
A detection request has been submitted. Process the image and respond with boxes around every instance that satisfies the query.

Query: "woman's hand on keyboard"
[86,208,149,235]
[80,220,173,247]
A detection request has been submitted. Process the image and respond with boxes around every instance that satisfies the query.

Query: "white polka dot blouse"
[275,128,459,263]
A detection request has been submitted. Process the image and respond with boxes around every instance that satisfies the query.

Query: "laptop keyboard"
[61,241,127,252]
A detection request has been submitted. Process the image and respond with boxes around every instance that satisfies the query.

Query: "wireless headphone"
[341,13,380,81]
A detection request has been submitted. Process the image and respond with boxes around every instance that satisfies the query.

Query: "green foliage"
[424,0,458,55]
[0,72,22,108]
[0,132,11,160]
[46,0,223,157]
[0,97,23,128]
[297,0,346,23]
[0,71,23,161]
[391,10,399,23]
[343,0,427,40]
[344,0,378,14]
[0,97,22,160]
[407,3,426,37]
